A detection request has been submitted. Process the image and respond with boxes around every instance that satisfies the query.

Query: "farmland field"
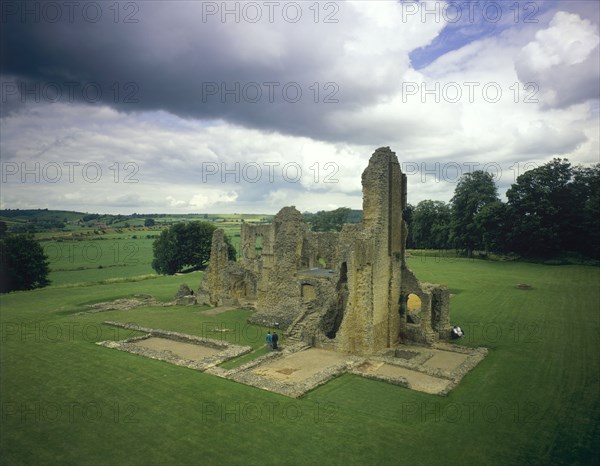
[33,217,253,286]
[1,246,599,465]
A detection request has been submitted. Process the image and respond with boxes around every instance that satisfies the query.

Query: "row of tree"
[2,158,597,293]
[406,159,600,258]
[302,208,362,232]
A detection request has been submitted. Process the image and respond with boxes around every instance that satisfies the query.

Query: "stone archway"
[406,293,423,324]
[301,283,316,302]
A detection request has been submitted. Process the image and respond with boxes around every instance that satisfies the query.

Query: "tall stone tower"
[333,147,406,354]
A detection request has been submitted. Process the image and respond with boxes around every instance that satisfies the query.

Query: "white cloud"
[516,11,600,108]
[1,2,598,214]
[521,12,599,69]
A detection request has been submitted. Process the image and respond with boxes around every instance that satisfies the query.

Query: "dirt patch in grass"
[131,337,221,360]
[423,350,470,371]
[75,296,171,315]
[197,306,239,316]
[366,363,453,395]
[355,344,488,395]
[98,323,252,371]
[252,348,350,383]
[516,283,533,290]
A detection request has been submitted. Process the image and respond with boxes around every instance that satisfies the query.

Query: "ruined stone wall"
[398,266,452,344]
[252,207,307,326]
[288,274,338,342]
[330,147,405,355]
[197,229,258,307]
[331,227,372,354]
[240,223,273,267]
[197,229,229,306]
[304,231,339,269]
[199,146,453,354]
[430,284,451,339]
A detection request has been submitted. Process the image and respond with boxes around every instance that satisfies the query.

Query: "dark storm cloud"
[0,1,417,143]
[2,1,599,215]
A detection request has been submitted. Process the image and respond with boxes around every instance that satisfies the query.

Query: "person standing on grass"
[266,331,273,351]
[272,331,279,350]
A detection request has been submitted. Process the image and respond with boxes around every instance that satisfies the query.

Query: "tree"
[403,204,415,248]
[151,221,235,275]
[144,218,155,227]
[506,159,600,258]
[450,171,499,256]
[0,234,51,293]
[410,200,452,249]
[571,164,600,258]
[304,207,352,232]
[506,158,572,256]
[474,201,510,253]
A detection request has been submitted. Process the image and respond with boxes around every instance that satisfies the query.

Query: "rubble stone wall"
[198,147,453,355]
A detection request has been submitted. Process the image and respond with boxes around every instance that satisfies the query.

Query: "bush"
[0,234,51,293]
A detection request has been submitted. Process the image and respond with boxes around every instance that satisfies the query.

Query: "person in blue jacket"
[266,332,273,351]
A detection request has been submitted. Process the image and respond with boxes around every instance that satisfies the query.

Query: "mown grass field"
[40,236,157,286]
[1,251,599,465]
[36,218,250,286]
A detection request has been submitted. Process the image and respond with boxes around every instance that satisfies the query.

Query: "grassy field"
[2,209,268,288]
[1,255,599,465]
[36,219,249,286]
[40,236,158,286]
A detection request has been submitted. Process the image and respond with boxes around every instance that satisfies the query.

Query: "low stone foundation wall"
[97,321,487,398]
[97,322,252,371]
[219,346,364,398]
[353,343,488,396]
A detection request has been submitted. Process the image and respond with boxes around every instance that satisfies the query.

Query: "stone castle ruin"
[100,147,484,398]
[198,147,453,356]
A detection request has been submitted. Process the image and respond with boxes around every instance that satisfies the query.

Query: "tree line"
[2,157,597,293]
[302,208,362,232]
[406,159,600,259]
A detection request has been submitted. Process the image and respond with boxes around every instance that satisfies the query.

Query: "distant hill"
[0,209,87,223]
[0,209,275,234]
[0,208,367,235]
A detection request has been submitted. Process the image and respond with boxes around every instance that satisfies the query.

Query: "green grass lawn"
[38,222,254,285]
[41,236,157,286]
[1,258,599,465]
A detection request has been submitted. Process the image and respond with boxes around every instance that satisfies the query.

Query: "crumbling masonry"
[198,147,453,356]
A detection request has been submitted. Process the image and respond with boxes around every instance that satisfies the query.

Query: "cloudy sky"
[1,0,599,214]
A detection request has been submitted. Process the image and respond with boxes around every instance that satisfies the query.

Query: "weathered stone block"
[176,295,198,305]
